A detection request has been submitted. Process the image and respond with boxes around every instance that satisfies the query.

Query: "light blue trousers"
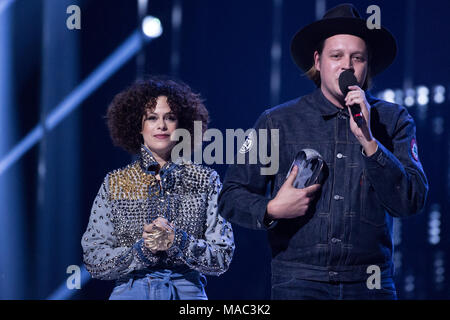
[109,268,208,300]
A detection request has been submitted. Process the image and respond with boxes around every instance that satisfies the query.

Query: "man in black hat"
[218,3,428,299]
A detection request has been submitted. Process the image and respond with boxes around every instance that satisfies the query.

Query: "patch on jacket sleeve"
[411,138,419,161]
[239,131,254,154]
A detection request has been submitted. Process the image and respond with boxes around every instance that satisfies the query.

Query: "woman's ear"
[140,114,146,134]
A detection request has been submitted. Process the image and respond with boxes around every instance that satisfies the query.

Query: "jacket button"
[331,238,341,243]
[333,195,343,200]
[336,153,343,159]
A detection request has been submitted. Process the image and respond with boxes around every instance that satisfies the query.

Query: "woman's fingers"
[152,217,174,231]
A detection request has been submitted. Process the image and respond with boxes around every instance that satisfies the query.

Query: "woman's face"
[141,96,178,161]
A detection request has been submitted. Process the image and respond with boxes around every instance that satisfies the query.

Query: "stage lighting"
[393,218,402,246]
[416,85,429,106]
[404,88,415,107]
[142,16,163,38]
[417,85,429,96]
[382,89,395,103]
[0,30,145,177]
[433,117,444,135]
[428,205,441,245]
[417,95,429,106]
[394,89,403,105]
[404,275,415,292]
[434,253,445,284]
[433,85,445,104]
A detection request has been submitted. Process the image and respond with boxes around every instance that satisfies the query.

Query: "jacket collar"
[313,88,378,118]
[313,88,349,118]
[140,144,160,173]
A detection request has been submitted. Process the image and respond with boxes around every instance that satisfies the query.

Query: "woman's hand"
[142,217,175,253]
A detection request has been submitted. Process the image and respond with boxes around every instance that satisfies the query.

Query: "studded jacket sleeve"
[82,176,159,280]
[167,171,235,276]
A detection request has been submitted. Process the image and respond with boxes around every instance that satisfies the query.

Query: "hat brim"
[290,17,397,76]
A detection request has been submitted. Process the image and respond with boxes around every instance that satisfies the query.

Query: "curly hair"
[106,76,209,154]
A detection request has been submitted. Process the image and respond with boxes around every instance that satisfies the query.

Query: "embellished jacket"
[82,145,235,280]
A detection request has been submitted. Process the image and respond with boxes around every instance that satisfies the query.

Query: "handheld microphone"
[338,69,363,128]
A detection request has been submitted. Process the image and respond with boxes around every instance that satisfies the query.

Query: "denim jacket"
[218,88,428,282]
[82,145,235,281]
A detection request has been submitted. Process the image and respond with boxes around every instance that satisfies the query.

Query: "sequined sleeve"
[167,171,235,276]
[82,177,159,280]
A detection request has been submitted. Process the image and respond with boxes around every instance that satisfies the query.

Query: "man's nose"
[342,56,354,70]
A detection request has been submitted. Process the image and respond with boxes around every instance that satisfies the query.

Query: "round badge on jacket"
[239,131,254,154]
[411,138,419,161]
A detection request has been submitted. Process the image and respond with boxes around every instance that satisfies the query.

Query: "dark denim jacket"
[218,88,428,282]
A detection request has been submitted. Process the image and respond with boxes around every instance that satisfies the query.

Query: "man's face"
[314,34,368,103]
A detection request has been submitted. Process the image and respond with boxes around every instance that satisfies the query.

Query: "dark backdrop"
[1,0,449,299]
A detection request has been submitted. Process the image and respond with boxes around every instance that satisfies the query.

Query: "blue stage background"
[0,0,449,299]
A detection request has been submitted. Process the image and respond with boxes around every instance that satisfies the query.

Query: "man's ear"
[314,51,320,71]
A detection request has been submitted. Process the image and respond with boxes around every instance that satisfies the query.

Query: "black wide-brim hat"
[290,3,397,76]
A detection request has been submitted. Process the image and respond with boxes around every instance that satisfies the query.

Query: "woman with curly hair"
[81,76,235,300]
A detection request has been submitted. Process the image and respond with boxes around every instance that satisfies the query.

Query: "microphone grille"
[338,70,358,96]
